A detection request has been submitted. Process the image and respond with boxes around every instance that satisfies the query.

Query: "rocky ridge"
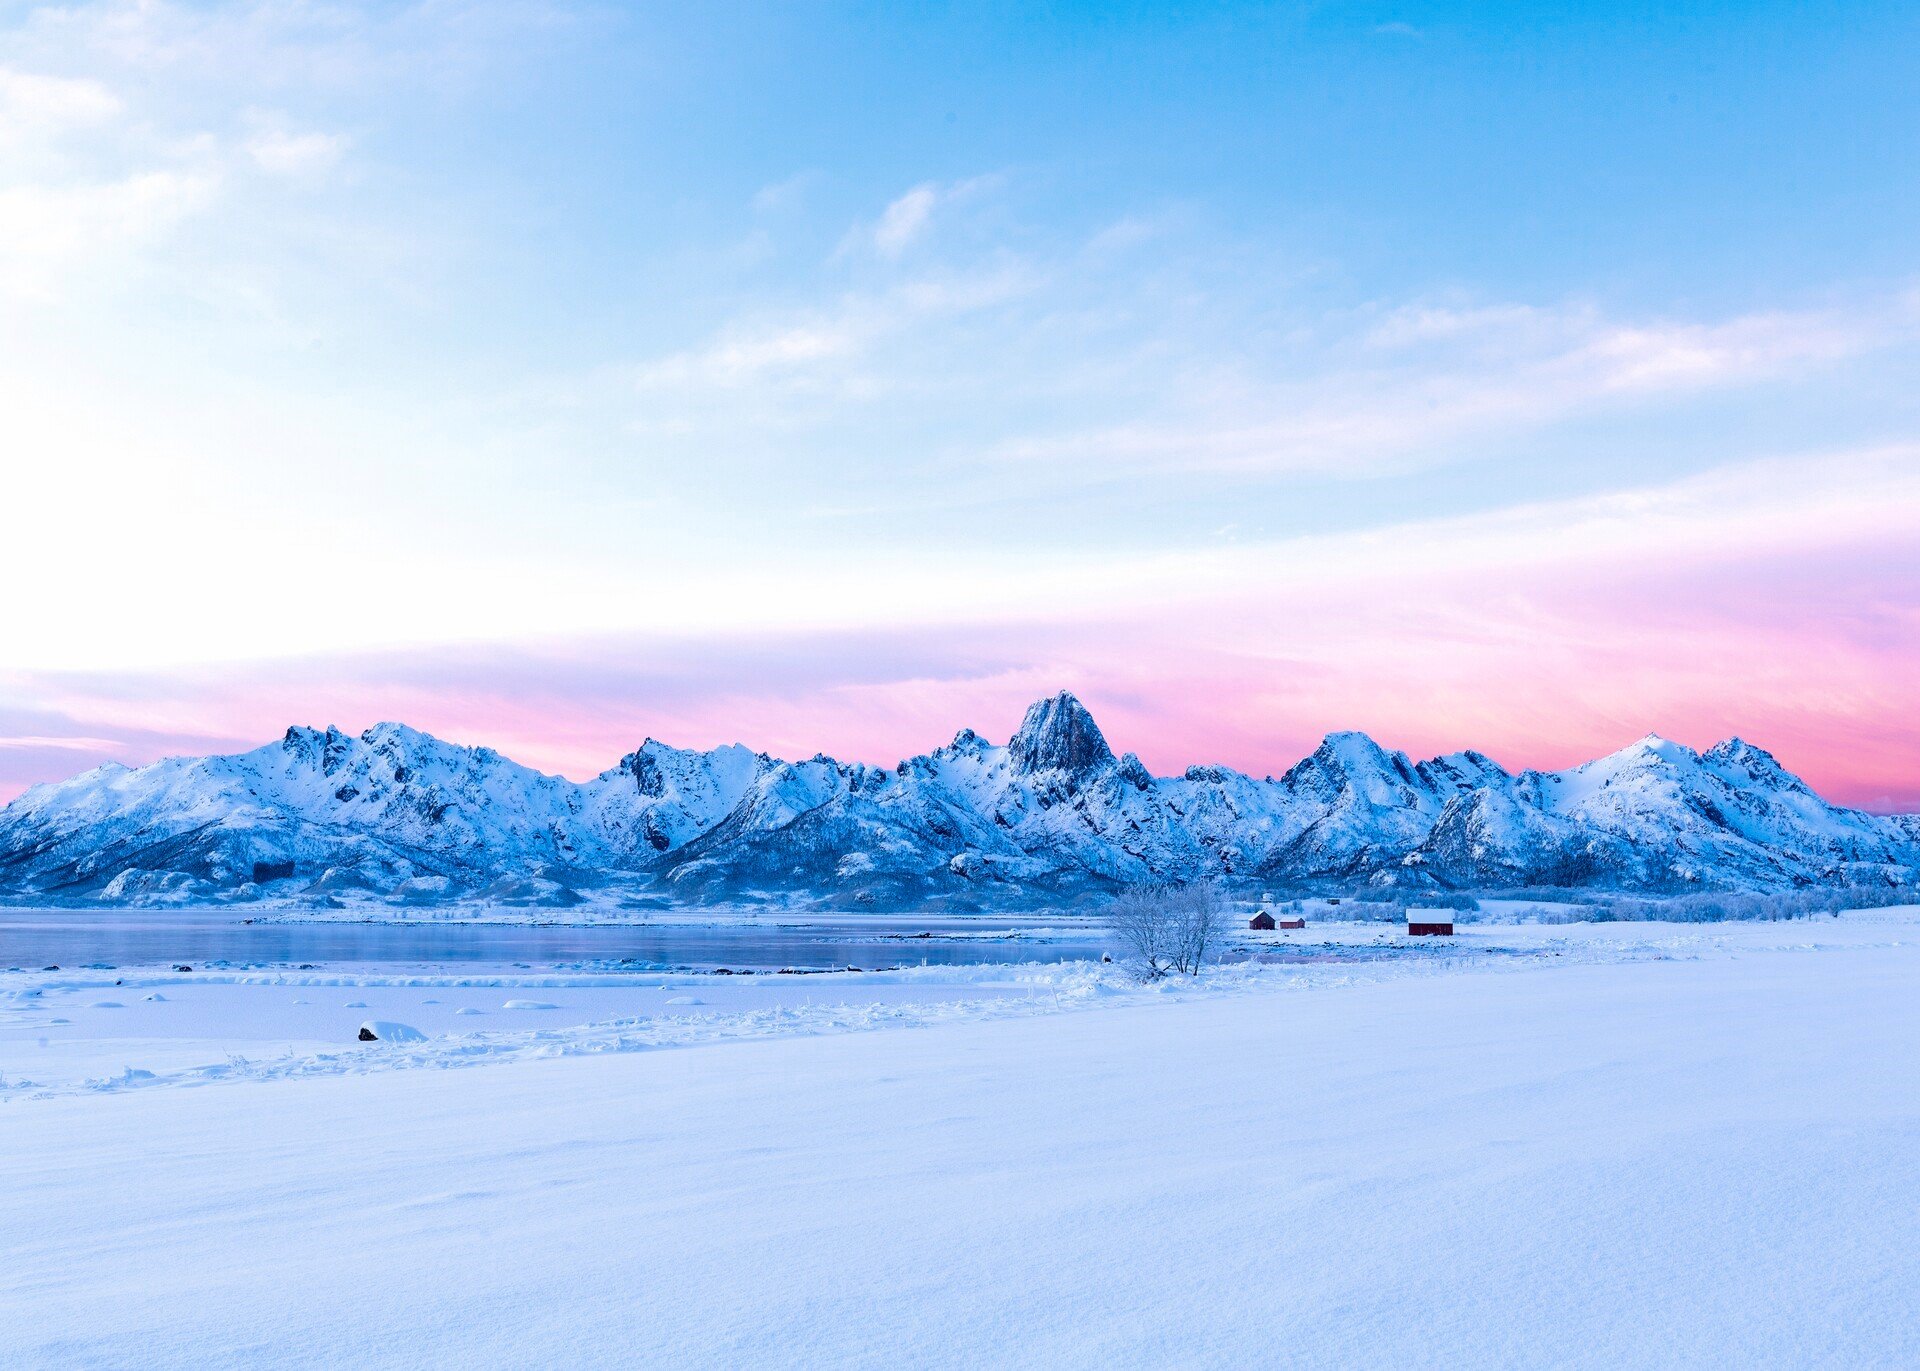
[1,692,1912,908]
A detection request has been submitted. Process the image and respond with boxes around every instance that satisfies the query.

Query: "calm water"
[0,910,1117,973]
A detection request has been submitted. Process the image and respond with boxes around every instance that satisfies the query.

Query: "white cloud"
[0,65,120,129]
[873,182,938,256]
[1084,213,1173,259]
[0,735,120,751]
[245,125,347,176]
[994,293,1919,477]
[634,320,866,390]
[1581,310,1870,393]
[0,33,348,299]
[630,265,1036,393]
[0,168,218,296]
[855,175,1000,258]
[752,171,816,213]
[1364,301,1551,348]
[1206,443,1920,593]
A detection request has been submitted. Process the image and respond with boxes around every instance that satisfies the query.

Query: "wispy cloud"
[244,122,347,177]
[0,33,341,296]
[598,173,1920,496]
[848,175,1000,259]
[873,182,938,256]
[7,445,1916,808]
[993,292,1920,476]
[0,0,549,301]
[0,64,120,131]
[0,734,121,751]
[0,167,219,296]
[629,263,1036,394]
[752,170,817,213]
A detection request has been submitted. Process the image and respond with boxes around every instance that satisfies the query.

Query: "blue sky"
[3,0,1919,806]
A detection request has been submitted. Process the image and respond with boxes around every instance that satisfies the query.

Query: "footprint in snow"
[88,1001,124,1009]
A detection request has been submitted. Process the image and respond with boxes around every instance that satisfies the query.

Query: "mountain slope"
[0,694,1913,907]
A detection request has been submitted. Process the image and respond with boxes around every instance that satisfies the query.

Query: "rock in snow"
[0,694,1913,906]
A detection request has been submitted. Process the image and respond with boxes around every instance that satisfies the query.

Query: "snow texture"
[0,916,1915,1367]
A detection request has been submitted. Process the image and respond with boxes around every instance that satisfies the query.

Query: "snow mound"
[665,996,705,1006]
[357,1021,427,1044]
[502,1000,557,1011]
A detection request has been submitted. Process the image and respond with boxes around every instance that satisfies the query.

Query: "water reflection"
[0,910,1115,972]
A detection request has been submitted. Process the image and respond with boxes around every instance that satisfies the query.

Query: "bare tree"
[1107,881,1225,979]
[1108,884,1177,979]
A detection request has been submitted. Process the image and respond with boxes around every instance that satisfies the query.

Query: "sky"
[1,0,1918,810]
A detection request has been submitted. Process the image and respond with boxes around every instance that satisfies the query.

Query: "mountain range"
[1,692,1913,908]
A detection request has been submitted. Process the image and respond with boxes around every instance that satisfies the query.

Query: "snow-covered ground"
[3,913,1917,1367]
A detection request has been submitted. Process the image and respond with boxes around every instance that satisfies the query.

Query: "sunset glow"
[2,2,1916,813]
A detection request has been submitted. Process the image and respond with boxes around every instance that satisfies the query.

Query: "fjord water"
[0,909,1117,972]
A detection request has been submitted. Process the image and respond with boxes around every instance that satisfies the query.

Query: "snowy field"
[4,912,1918,1367]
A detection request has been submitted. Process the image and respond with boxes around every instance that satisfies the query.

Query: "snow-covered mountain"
[1,692,1913,907]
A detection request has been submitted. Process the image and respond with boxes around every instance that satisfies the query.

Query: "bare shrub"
[1107,882,1226,979]
[1593,884,1910,923]
[1327,899,1406,924]
[1507,883,1910,924]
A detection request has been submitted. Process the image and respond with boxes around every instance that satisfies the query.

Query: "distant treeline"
[1266,884,1912,924]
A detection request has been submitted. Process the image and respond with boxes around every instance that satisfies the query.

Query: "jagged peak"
[1704,737,1808,791]
[1182,763,1242,785]
[1008,691,1114,778]
[616,738,761,796]
[361,721,434,749]
[1560,733,1699,775]
[1294,730,1412,780]
[1419,749,1512,788]
[281,722,350,748]
[1705,736,1775,765]
[624,736,750,760]
[1312,729,1399,764]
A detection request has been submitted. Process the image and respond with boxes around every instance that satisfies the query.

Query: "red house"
[1249,911,1276,931]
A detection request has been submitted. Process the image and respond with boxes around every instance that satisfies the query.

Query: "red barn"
[1278,916,1306,930]
[1249,911,1276,931]
[1407,914,1455,936]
